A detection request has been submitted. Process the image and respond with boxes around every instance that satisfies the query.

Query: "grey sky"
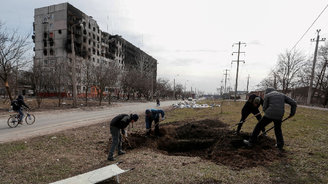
[1,0,328,93]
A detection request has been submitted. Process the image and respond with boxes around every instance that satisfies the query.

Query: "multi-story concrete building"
[32,2,157,97]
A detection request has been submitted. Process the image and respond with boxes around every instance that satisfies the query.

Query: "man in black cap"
[236,94,265,134]
[244,87,297,150]
[107,113,139,161]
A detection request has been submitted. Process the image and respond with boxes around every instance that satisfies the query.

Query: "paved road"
[0,100,179,144]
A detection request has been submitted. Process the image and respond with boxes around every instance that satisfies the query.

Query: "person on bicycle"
[13,95,30,125]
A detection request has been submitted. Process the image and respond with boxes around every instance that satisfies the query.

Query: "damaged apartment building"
[32,2,157,97]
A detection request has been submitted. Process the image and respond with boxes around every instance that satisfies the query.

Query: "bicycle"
[7,108,35,128]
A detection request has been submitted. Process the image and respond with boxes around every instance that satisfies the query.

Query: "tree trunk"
[85,87,88,106]
[108,91,111,105]
[5,84,13,102]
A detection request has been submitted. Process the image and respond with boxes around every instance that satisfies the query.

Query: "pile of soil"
[121,119,288,170]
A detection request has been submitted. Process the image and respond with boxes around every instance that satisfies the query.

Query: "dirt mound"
[124,119,288,170]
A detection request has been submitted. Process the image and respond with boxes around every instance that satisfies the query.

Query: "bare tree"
[121,67,141,100]
[81,60,96,105]
[51,58,68,107]
[156,78,171,99]
[29,59,48,108]
[0,21,32,101]
[259,49,305,92]
[94,61,120,105]
[275,49,306,93]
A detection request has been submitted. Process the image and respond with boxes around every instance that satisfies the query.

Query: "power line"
[291,4,328,51]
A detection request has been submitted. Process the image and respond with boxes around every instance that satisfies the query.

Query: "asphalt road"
[0,100,179,144]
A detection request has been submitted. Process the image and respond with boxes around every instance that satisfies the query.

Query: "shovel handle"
[229,111,263,129]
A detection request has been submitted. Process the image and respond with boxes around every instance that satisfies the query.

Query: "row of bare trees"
[0,21,201,108]
[258,43,328,105]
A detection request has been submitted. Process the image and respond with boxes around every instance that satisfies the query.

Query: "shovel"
[122,134,134,149]
[258,117,290,137]
[142,117,166,136]
[229,111,263,129]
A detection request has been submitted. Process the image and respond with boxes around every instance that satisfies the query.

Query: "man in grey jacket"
[244,87,297,150]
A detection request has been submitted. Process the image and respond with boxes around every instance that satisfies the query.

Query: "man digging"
[145,108,165,138]
[107,113,139,161]
[244,87,297,150]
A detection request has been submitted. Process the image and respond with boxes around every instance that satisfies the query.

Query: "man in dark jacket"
[236,94,265,134]
[13,95,30,125]
[244,87,297,150]
[145,108,165,138]
[107,113,139,161]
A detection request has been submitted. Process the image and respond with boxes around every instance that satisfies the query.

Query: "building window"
[93,58,95,62]
[97,59,99,63]
[50,49,54,55]
[43,49,47,55]
[44,41,47,47]
[58,29,62,34]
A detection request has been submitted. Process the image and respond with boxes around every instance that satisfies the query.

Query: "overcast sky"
[1,0,328,94]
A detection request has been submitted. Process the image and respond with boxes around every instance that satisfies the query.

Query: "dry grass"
[0,99,327,183]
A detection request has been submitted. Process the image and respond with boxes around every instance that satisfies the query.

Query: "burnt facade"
[33,2,157,95]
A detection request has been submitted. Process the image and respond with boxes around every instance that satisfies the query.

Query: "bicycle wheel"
[25,114,35,125]
[7,117,18,128]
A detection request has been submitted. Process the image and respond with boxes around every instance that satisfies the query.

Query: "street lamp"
[184,80,189,92]
[70,20,84,107]
[173,74,179,99]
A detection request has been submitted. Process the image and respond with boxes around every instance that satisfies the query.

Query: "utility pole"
[307,29,326,105]
[232,41,246,102]
[223,69,229,93]
[246,74,250,100]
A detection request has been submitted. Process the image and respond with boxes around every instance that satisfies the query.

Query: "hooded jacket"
[16,95,29,109]
[263,87,297,120]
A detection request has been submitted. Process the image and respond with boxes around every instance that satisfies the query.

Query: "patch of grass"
[0,99,328,183]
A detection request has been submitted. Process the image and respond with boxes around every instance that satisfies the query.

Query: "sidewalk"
[298,105,328,111]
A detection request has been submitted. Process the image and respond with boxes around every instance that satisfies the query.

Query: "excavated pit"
[120,119,288,170]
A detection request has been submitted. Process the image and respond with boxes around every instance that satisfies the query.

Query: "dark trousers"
[249,116,284,148]
[146,118,160,136]
[237,108,264,133]
[108,126,122,158]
